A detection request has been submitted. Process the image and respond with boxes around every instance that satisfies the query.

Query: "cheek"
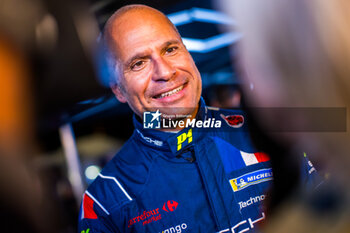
[172,52,193,66]
[123,72,151,95]
[177,58,199,78]
[189,62,202,89]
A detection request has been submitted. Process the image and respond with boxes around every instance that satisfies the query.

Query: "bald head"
[102,5,181,84]
[100,4,201,120]
[104,5,179,37]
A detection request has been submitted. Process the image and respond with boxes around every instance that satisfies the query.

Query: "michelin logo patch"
[229,168,273,192]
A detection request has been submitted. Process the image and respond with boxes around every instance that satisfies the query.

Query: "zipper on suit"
[177,145,223,231]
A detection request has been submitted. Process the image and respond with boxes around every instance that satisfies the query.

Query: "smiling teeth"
[159,85,183,98]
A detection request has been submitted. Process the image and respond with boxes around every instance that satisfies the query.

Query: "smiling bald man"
[78,5,320,233]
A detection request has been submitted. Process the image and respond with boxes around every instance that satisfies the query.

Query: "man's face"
[108,9,202,118]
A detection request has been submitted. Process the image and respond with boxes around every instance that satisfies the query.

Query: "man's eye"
[165,46,178,54]
[130,60,145,71]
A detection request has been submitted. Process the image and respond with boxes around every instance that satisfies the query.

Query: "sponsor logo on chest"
[159,223,187,233]
[229,168,273,192]
[128,200,179,228]
[238,194,266,211]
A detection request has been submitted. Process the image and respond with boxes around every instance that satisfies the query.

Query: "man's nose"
[152,56,176,81]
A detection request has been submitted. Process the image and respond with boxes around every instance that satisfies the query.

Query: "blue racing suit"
[78,99,320,233]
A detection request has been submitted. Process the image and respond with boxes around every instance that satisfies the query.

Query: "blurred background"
[0,0,245,232]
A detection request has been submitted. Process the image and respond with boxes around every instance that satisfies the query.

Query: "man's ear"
[111,84,127,103]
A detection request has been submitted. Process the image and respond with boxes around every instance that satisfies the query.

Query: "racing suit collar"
[133,97,208,157]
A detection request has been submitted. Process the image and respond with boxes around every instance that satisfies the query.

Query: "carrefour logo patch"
[229,168,273,192]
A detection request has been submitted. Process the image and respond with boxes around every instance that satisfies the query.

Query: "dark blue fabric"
[78,99,320,233]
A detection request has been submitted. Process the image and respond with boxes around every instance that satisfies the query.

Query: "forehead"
[107,9,181,61]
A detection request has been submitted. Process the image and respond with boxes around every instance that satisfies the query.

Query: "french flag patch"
[81,193,98,219]
[240,151,270,166]
[213,136,271,172]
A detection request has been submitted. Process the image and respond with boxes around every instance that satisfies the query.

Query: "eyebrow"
[124,39,181,68]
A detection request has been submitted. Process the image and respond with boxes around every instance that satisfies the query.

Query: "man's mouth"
[154,85,184,99]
